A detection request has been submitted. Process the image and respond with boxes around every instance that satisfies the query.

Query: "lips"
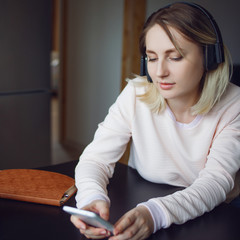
[158,82,175,90]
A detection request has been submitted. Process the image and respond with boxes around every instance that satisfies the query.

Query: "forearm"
[75,160,115,208]
[143,167,234,231]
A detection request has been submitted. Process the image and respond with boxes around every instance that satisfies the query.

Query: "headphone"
[140,2,225,82]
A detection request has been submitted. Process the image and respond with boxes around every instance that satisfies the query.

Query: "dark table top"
[0,160,239,240]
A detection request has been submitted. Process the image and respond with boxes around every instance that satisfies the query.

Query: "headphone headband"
[181,2,224,64]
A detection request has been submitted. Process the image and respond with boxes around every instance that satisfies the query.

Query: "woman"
[70,2,240,240]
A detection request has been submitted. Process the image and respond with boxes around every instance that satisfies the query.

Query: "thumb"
[98,202,110,221]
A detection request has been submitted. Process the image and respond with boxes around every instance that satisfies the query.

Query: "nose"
[156,59,169,78]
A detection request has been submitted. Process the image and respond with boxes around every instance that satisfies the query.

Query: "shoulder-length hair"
[137,3,232,115]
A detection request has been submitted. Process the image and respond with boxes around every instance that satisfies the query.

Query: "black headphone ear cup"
[140,56,146,76]
[204,44,218,71]
[140,56,153,82]
[145,58,153,82]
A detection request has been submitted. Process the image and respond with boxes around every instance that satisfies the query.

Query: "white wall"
[65,0,123,149]
[146,0,240,64]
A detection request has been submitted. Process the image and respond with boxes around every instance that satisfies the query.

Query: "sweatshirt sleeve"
[142,112,240,230]
[75,82,136,208]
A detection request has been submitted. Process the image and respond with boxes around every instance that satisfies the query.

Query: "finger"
[83,200,110,221]
[110,221,151,240]
[80,226,111,239]
[111,207,154,240]
[98,205,110,220]
[70,215,86,230]
[71,214,111,238]
[113,212,135,235]
[92,201,110,221]
[110,224,138,240]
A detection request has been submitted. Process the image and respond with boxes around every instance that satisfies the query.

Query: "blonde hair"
[137,3,232,115]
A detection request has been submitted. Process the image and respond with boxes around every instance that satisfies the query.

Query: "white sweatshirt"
[75,78,240,232]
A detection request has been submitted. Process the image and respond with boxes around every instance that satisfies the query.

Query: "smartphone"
[63,206,114,233]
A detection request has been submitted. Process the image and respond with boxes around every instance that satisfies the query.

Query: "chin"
[158,90,176,100]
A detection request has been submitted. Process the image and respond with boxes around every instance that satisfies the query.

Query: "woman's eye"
[148,57,158,62]
[169,56,183,61]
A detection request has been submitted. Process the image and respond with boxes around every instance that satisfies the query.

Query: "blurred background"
[0,0,239,169]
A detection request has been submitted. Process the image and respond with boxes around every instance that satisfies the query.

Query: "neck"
[166,99,197,124]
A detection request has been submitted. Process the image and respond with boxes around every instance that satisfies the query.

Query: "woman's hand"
[110,205,154,240]
[70,200,111,239]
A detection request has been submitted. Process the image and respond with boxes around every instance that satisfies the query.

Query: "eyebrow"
[146,48,184,56]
